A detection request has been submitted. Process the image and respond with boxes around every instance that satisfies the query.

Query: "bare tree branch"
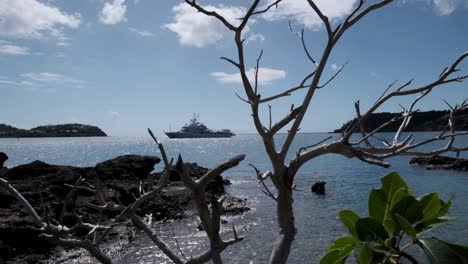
[184,0,236,31]
[130,213,185,264]
[197,155,245,188]
[317,61,348,89]
[220,57,240,69]
[306,0,332,37]
[249,164,277,201]
[259,70,316,103]
[250,0,283,16]
[269,106,303,135]
[254,50,264,94]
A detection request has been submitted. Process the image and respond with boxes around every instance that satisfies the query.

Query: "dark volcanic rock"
[311,181,326,194]
[410,155,468,171]
[95,155,161,181]
[0,152,7,168]
[0,154,241,262]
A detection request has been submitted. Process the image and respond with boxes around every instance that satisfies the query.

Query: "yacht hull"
[165,132,233,139]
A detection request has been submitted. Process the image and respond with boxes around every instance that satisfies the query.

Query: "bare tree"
[183,0,467,263]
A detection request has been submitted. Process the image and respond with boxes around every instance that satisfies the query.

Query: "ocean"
[1,133,468,263]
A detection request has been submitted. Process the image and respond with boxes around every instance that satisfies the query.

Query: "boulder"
[95,155,161,181]
[0,152,7,168]
[311,181,326,194]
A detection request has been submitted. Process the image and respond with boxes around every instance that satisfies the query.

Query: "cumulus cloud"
[0,41,30,55]
[432,0,466,15]
[211,67,286,85]
[261,0,357,29]
[246,33,265,44]
[0,0,80,39]
[129,27,154,37]
[99,0,127,25]
[165,3,248,47]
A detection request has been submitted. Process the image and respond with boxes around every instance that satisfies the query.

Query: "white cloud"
[331,63,340,71]
[21,72,84,84]
[0,72,85,92]
[0,79,39,87]
[402,0,467,15]
[246,33,265,44]
[432,0,465,15]
[0,42,30,55]
[57,40,71,46]
[109,111,121,118]
[211,67,286,85]
[0,0,80,39]
[99,0,127,25]
[129,27,154,37]
[370,71,378,77]
[165,3,248,47]
[261,0,357,29]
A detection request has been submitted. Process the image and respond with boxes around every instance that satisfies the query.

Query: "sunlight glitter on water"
[2,133,468,263]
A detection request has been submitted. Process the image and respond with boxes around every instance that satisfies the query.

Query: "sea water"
[1,133,468,263]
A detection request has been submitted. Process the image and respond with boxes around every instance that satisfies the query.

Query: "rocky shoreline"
[0,153,250,263]
[410,155,468,171]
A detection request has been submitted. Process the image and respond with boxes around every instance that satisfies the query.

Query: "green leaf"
[320,245,354,264]
[394,214,417,239]
[417,237,468,264]
[380,172,409,198]
[356,217,389,242]
[442,240,468,260]
[339,210,361,238]
[392,196,419,223]
[407,193,442,223]
[329,236,359,251]
[358,243,371,264]
[369,172,409,226]
[383,187,409,235]
[438,196,453,217]
[415,216,457,233]
[369,189,386,224]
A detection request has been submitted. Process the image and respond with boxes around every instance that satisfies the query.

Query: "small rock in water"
[0,152,7,168]
[311,181,326,194]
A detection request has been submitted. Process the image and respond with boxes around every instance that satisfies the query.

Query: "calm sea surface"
[1,133,468,263]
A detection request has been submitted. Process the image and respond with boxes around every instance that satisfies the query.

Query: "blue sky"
[0,0,467,136]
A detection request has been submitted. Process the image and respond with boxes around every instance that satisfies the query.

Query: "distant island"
[333,109,468,133]
[0,123,107,138]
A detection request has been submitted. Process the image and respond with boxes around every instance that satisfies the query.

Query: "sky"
[0,0,467,136]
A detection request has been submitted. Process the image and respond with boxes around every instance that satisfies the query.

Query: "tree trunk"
[268,185,296,264]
